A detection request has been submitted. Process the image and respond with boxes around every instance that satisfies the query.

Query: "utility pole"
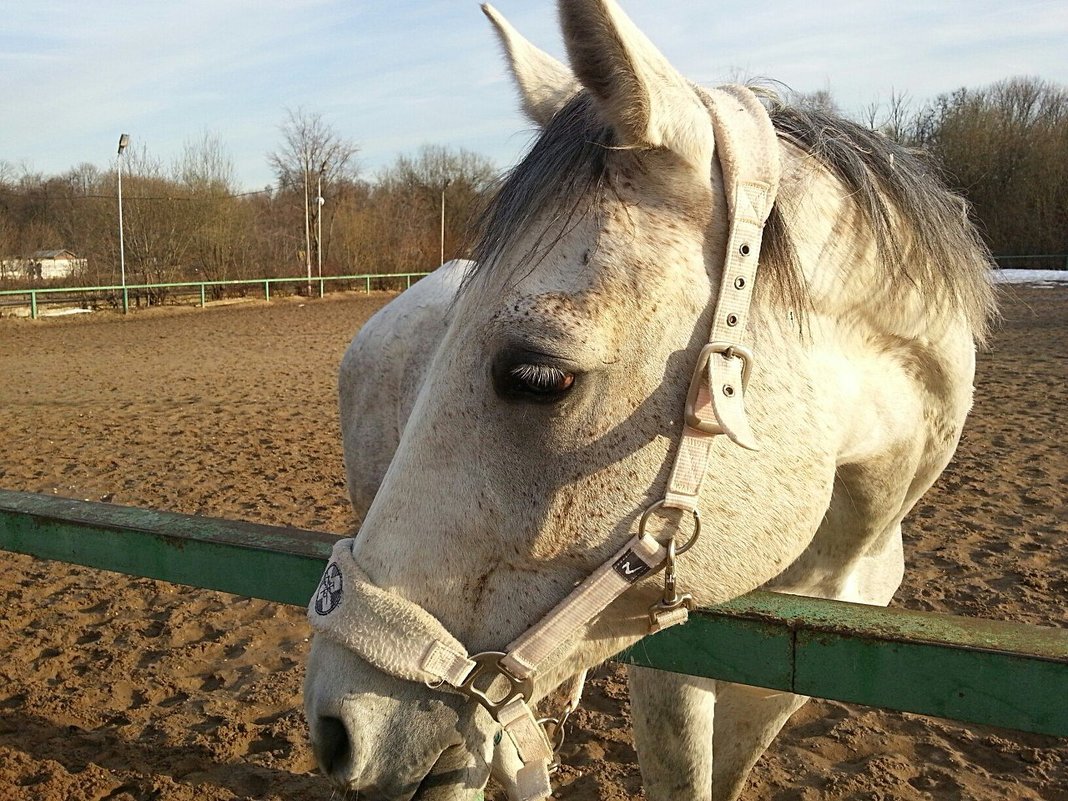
[303,160,312,296]
[316,176,325,298]
[116,133,130,314]
[440,179,450,266]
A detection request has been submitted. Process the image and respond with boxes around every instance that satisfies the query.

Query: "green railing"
[0,272,432,319]
[3,257,1065,319]
[1,488,1065,738]
[993,253,1068,270]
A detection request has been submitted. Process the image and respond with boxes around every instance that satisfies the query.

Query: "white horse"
[305,2,995,799]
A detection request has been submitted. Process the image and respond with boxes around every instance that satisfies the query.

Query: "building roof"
[31,249,77,260]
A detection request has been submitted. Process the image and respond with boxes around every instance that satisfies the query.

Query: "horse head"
[303,2,992,799]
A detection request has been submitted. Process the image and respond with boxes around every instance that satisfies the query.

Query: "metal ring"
[638,500,701,554]
[537,715,569,755]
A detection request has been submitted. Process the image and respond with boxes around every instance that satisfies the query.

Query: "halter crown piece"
[308,85,781,801]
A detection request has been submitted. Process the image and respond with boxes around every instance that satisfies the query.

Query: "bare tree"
[786,87,841,116]
[372,145,497,270]
[176,132,253,287]
[177,131,235,192]
[862,90,915,142]
[267,108,360,285]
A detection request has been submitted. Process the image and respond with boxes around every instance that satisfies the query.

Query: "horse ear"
[559,0,713,176]
[482,4,578,127]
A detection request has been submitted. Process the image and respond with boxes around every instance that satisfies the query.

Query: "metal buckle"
[456,652,534,718]
[684,341,754,433]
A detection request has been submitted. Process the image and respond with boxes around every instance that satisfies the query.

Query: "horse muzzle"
[306,636,494,800]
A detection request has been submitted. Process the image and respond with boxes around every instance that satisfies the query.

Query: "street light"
[316,177,325,298]
[116,133,130,314]
[440,178,450,266]
[303,164,312,296]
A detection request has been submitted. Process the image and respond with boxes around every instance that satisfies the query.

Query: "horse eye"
[494,362,576,403]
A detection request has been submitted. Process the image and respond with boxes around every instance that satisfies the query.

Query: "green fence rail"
[3,257,1066,319]
[0,272,432,319]
[992,253,1068,270]
[0,488,1065,738]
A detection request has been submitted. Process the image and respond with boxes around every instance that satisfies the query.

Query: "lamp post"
[116,133,130,314]
[303,164,312,296]
[440,178,450,266]
[316,177,325,298]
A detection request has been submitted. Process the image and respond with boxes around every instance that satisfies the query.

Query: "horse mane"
[468,89,996,343]
[767,100,996,342]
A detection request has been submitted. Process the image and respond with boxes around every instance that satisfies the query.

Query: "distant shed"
[0,250,87,280]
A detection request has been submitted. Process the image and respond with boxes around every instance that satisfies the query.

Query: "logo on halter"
[612,550,652,583]
[314,563,344,615]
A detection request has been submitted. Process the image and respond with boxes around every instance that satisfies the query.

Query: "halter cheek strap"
[307,84,781,801]
[664,86,781,513]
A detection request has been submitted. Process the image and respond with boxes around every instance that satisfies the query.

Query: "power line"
[0,187,276,202]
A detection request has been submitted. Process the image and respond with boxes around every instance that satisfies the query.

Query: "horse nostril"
[316,715,352,776]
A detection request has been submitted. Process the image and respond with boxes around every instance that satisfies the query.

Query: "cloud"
[3,0,1066,188]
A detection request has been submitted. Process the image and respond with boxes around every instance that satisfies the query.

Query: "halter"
[308,85,781,801]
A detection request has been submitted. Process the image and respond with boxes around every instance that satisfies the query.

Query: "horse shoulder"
[764,311,977,606]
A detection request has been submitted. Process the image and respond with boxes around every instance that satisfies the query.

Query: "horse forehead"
[493,212,710,316]
[488,283,679,348]
[499,174,713,283]
[496,291,605,325]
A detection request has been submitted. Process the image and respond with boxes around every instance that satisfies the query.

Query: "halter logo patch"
[612,550,652,583]
[314,563,344,615]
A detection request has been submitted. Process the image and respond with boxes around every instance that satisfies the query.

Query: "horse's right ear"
[482,3,578,127]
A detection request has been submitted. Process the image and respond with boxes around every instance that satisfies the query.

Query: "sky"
[3,0,1067,191]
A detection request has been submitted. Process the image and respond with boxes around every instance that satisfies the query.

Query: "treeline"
[807,76,1067,259]
[0,110,496,293]
[2,77,1066,292]
[910,78,1067,257]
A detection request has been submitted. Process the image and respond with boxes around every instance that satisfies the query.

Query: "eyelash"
[509,363,572,392]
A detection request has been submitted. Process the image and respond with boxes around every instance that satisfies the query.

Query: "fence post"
[365,276,370,293]
[30,291,37,320]
[122,288,129,315]
[319,278,325,299]
[406,274,412,290]
[199,284,206,308]
[264,280,271,302]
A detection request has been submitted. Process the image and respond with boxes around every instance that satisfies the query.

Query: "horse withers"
[304,2,995,799]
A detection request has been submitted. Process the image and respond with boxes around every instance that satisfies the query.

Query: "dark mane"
[468,90,996,342]
[469,93,614,288]
[767,101,996,339]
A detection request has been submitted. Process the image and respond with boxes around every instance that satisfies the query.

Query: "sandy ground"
[0,286,1064,801]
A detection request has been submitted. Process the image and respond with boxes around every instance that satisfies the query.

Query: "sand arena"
[0,285,1064,800]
